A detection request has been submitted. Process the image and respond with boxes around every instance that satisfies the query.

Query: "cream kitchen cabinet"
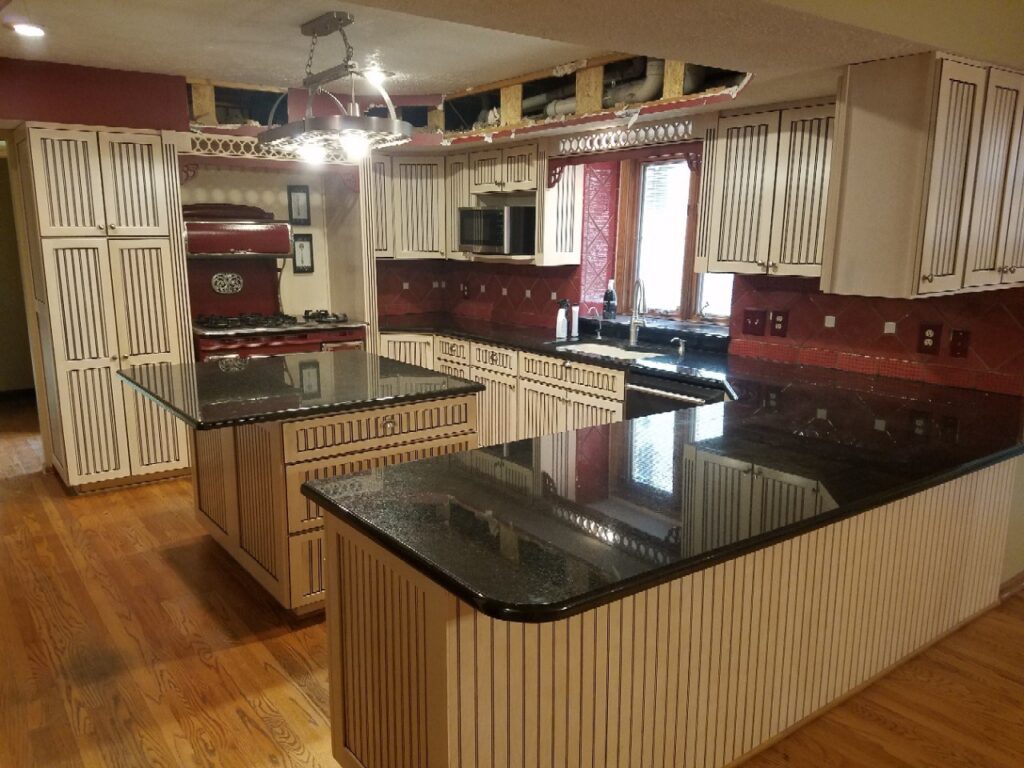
[380,332,435,369]
[824,52,1024,297]
[703,102,834,276]
[469,143,537,194]
[472,367,518,446]
[517,377,570,440]
[27,128,169,238]
[444,153,472,260]
[391,156,446,259]
[518,352,624,440]
[366,156,394,259]
[11,124,191,489]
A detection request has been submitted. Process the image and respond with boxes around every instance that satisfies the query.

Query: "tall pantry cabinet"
[9,124,193,489]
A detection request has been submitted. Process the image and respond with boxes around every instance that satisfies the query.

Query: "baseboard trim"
[1000,570,1024,600]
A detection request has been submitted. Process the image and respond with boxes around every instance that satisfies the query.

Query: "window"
[620,155,732,321]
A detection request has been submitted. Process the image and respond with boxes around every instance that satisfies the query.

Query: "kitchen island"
[120,350,482,611]
[304,374,1024,768]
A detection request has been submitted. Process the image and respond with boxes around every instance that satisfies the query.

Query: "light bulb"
[12,23,45,37]
[295,142,327,165]
[363,67,387,88]
[339,133,370,162]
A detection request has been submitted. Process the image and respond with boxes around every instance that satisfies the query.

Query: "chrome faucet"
[587,305,603,340]
[629,279,647,346]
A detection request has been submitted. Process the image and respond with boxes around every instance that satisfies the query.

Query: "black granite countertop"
[305,372,1024,622]
[118,350,483,430]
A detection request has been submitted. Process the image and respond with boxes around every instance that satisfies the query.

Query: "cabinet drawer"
[470,342,519,376]
[285,435,476,533]
[519,352,625,400]
[289,529,326,610]
[282,395,477,464]
[435,335,471,364]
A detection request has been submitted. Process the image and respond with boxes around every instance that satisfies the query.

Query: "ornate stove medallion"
[211,272,243,295]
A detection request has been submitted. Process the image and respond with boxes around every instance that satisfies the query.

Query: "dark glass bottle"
[602,279,617,320]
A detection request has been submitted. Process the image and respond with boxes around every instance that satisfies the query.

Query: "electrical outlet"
[742,309,767,336]
[769,310,789,337]
[950,329,970,357]
[460,282,470,298]
[917,322,942,355]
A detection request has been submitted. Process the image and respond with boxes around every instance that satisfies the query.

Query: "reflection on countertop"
[118,350,483,429]
[305,372,1024,621]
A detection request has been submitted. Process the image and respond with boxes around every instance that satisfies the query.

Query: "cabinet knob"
[768,261,779,273]
[921,274,935,283]
[109,224,117,230]
[1010,266,1018,275]
[96,224,106,231]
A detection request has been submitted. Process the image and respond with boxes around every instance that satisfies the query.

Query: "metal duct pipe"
[544,58,665,118]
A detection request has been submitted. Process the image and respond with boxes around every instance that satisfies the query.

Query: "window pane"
[636,162,690,314]
[630,412,676,494]
[698,272,734,318]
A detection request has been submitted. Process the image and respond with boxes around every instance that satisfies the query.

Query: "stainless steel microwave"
[458,206,536,256]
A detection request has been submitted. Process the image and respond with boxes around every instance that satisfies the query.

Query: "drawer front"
[282,394,477,464]
[436,359,471,379]
[285,435,476,533]
[470,342,519,376]
[289,529,326,609]
[435,335,471,364]
[519,352,625,400]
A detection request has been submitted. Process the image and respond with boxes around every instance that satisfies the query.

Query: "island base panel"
[192,396,478,612]
[325,457,1016,768]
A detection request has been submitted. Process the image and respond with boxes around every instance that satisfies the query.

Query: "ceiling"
[1,0,1021,105]
[0,1,601,95]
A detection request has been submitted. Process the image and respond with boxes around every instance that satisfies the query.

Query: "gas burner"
[195,314,238,329]
[304,309,349,324]
[238,312,297,328]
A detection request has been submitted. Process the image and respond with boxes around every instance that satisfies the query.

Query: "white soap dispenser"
[570,303,580,338]
[555,299,569,340]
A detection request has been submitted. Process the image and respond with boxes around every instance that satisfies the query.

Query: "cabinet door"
[41,239,130,484]
[707,111,780,274]
[108,239,189,475]
[469,148,504,193]
[381,333,434,368]
[517,378,567,440]
[769,104,834,276]
[444,154,472,260]
[538,164,583,266]
[28,129,107,237]
[472,368,518,446]
[565,390,623,431]
[690,450,754,551]
[392,156,445,259]
[367,156,394,259]
[502,144,537,191]
[965,69,1024,287]
[750,466,820,535]
[694,126,718,273]
[918,60,988,294]
[1000,102,1024,285]
[98,132,169,237]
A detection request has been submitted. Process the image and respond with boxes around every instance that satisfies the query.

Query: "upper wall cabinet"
[537,163,585,266]
[469,144,538,194]
[365,156,394,259]
[823,52,1024,298]
[444,153,472,261]
[702,102,834,276]
[28,129,170,238]
[391,155,446,259]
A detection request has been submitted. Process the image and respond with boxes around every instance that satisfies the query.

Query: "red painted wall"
[377,162,620,329]
[0,58,189,130]
[729,275,1024,396]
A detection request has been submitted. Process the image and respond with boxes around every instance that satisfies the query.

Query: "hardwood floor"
[1,397,1021,768]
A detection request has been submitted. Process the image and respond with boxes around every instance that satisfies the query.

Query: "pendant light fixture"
[259,11,412,164]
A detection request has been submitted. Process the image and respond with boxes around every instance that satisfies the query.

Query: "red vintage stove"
[184,204,366,361]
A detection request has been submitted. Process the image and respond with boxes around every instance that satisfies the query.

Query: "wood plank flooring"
[1,397,1022,768]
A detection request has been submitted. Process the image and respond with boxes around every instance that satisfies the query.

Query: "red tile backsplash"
[730,275,1024,395]
[378,162,620,329]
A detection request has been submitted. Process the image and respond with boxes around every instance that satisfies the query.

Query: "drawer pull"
[381,415,397,436]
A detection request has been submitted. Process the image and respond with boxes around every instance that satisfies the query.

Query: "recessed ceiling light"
[11,22,46,37]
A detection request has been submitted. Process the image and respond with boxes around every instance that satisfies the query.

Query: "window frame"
[614,145,728,324]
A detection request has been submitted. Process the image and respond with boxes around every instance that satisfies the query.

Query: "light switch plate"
[742,309,767,336]
[950,329,970,357]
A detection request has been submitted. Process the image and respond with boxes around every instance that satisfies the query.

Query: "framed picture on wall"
[287,184,311,225]
[293,234,314,274]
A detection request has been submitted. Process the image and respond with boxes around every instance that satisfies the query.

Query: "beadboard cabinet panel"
[28,129,107,237]
[444,154,472,260]
[381,332,435,369]
[368,156,394,259]
[517,378,568,441]
[565,390,623,431]
[502,144,538,191]
[965,68,1024,287]
[707,111,780,274]
[771,105,834,276]
[918,60,988,294]
[469,149,503,194]
[472,368,518,447]
[98,132,169,237]
[392,157,446,259]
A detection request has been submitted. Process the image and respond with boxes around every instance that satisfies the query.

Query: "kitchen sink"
[557,342,661,360]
